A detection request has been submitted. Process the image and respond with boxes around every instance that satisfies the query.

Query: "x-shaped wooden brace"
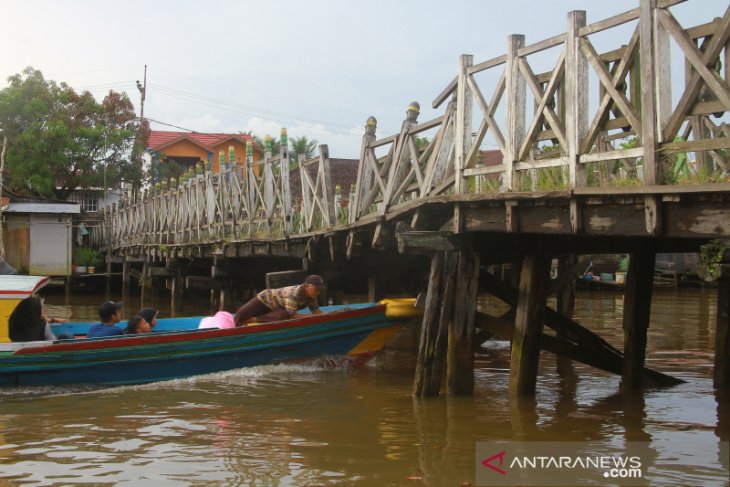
[581,34,642,146]
[580,26,640,153]
[660,6,730,141]
[518,49,568,162]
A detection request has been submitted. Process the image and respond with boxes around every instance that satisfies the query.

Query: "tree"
[289,135,318,169]
[0,67,144,200]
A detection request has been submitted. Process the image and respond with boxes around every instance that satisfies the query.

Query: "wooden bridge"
[91,0,730,396]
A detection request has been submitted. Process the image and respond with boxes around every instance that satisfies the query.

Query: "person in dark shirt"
[87,301,124,338]
[234,275,325,326]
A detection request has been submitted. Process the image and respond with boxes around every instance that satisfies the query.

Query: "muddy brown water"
[0,288,727,486]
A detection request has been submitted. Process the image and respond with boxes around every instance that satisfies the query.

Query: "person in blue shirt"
[87,301,124,338]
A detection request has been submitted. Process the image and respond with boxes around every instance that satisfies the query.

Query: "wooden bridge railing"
[93,0,730,252]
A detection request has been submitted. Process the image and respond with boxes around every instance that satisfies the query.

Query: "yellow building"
[147,131,262,178]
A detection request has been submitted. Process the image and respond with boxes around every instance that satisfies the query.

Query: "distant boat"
[0,276,419,387]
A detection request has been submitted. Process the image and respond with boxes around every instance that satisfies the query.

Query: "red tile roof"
[147,131,253,151]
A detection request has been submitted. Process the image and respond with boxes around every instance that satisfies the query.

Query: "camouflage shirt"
[256,285,319,316]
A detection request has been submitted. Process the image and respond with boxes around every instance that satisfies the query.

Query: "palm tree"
[289,136,319,168]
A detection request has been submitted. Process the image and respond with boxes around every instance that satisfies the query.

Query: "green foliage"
[289,136,318,169]
[155,152,184,182]
[73,246,104,267]
[698,239,729,282]
[415,137,430,151]
[0,67,145,198]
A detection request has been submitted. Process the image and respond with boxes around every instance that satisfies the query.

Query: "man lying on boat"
[233,275,326,326]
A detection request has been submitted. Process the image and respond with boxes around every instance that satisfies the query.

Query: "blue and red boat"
[0,276,419,387]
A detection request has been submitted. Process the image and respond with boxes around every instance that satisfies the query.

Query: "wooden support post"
[509,248,552,396]
[453,54,473,234]
[556,255,576,318]
[715,279,730,389]
[414,251,458,397]
[171,266,183,317]
[504,34,525,192]
[447,245,480,395]
[140,261,150,308]
[622,251,656,390]
[122,261,130,300]
[368,276,385,303]
[105,260,112,298]
[556,255,577,373]
[639,0,662,235]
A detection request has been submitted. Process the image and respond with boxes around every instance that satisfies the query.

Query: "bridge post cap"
[365,116,377,136]
[407,101,420,122]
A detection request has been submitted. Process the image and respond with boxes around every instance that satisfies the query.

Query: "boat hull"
[0,305,404,387]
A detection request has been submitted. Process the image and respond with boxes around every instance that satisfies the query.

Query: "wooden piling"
[622,251,656,390]
[170,266,183,317]
[140,261,150,308]
[447,244,480,395]
[715,279,730,389]
[509,249,552,396]
[556,255,577,375]
[413,251,457,397]
[122,261,130,300]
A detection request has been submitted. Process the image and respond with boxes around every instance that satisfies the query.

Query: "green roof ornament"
[264,135,272,154]
[280,128,288,145]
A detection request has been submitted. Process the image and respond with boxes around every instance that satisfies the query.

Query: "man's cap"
[99,301,123,318]
[303,275,325,288]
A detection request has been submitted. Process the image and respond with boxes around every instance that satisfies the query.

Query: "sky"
[0,0,723,158]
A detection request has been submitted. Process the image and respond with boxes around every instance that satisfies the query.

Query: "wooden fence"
[93,0,730,252]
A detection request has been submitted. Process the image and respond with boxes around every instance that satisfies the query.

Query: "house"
[289,158,359,210]
[147,131,262,179]
[1,192,80,276]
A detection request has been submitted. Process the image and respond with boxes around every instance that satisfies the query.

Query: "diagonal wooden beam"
[580,27,641,153]
[467,72,507,154]
[660,9,730,108]
[663,5,730,141]
[518,49,568,161]
[581,38,642,136]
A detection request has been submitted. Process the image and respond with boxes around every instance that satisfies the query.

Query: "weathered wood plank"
[413,251,457,397]
[447,245,480,395]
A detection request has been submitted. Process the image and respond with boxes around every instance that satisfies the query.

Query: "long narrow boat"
[0,276,419,387]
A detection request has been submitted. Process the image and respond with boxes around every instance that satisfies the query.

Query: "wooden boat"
[0,276,419,387]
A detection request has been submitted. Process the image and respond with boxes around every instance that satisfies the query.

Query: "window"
[80,192,98,212]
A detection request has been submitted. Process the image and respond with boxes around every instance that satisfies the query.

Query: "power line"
[151,88,359,136]
[149,82,358,131]
[153,66,401,123]
[143,117,199,133]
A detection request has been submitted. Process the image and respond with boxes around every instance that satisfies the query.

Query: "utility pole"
[136,65,147,120]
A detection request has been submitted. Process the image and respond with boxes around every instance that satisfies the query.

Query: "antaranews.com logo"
[475,441,730,486]
[479,446,642,485]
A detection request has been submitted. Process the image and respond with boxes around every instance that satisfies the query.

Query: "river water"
[0,288,728,486]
